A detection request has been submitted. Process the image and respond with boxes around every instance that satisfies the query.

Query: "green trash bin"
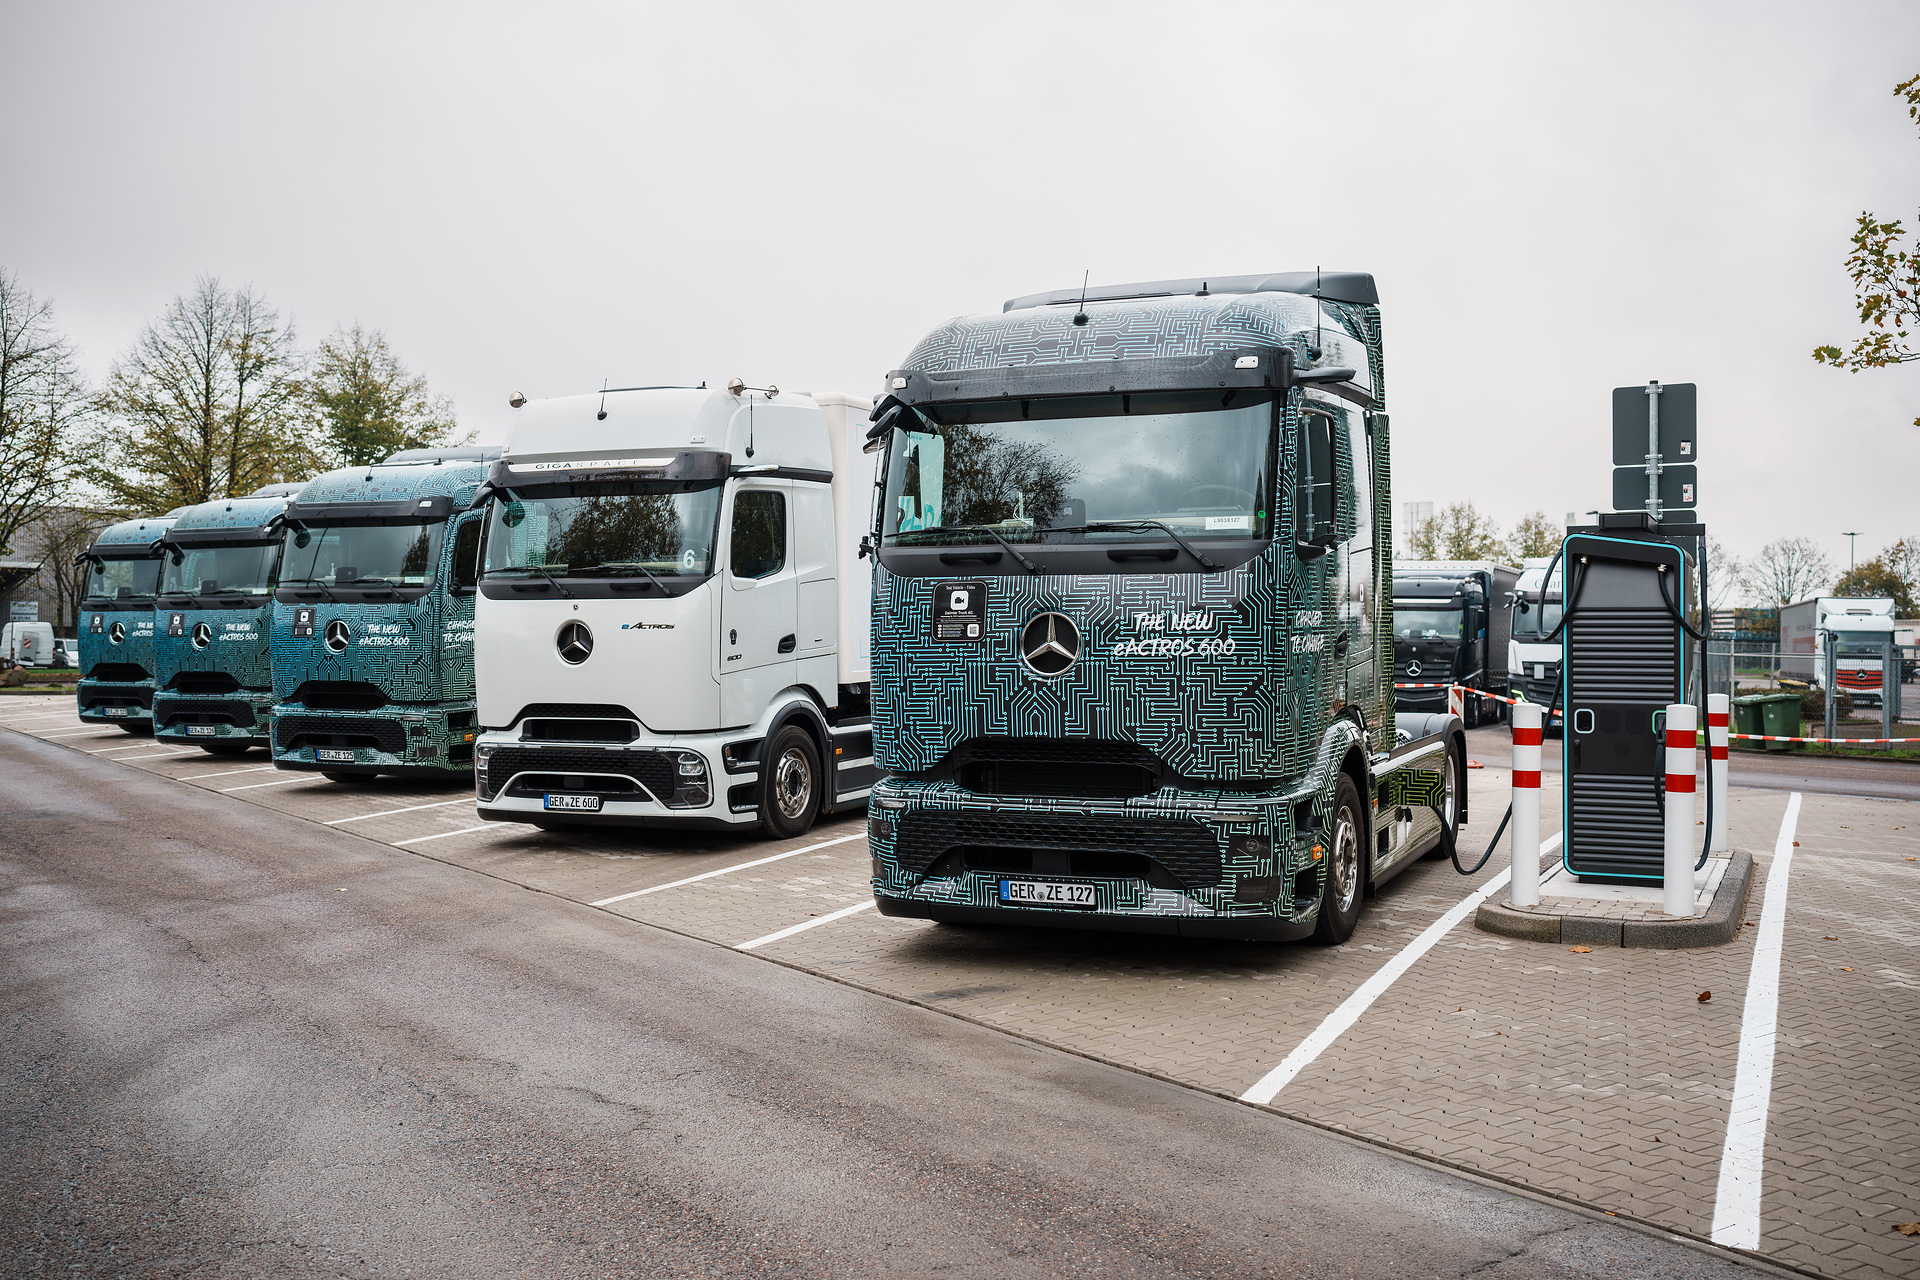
[1740,691,1801,752]
[1731,694,1764,748]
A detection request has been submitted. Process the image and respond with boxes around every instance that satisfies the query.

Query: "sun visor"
[282,495,457,526]
[488,450,731,491]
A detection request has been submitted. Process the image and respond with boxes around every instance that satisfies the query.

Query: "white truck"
[1780,595,1898,706]
[1507,556,1562,715]
[471,383,879,837]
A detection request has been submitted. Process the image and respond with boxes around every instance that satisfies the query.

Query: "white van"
[2,621,57,667]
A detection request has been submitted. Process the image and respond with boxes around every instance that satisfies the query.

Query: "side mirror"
[1293,411,1340,559]
[858,533,875,560]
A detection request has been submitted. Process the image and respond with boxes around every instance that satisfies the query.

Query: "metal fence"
[1703,640,1919,738]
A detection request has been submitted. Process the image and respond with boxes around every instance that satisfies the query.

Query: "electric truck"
[75,512,180,731]
[1391,559,1518,727]
[865,272,1467,943]
[151,484,302,755]
[470,385,879,836]
[269,449,499,780]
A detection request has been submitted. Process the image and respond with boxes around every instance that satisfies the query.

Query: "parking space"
[6,690,1918,1279]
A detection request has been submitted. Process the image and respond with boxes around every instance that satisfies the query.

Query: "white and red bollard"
[1448,683,1464,722]
[1664,703,1698,918]
[1707,693,1729,854]
[1509,702,1543,907]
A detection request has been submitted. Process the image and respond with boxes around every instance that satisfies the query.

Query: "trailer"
[1781,596,1897,706]
[1390,559,1519,727]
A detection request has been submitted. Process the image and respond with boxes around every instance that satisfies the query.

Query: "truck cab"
[1509,556,1562,721]
[471,385,878,836]
[75,512,178,731]
[152,485,301,755]
[1390,559,1518,727]
[865,272,1466,944]
[1783,596,1898,706]
[268,450,498,780]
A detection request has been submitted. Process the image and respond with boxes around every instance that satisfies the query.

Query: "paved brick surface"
[7,692,1919,1278]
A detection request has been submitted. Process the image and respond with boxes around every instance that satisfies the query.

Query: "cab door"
[719,483,798,726]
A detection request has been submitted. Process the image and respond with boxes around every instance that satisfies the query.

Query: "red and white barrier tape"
[1393,682,1555,713]
[1729,732,1913,745]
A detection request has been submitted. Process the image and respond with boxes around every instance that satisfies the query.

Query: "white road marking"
[736,900,876,951]
[393,824,501,846]
[86,740,170,753]
[117,749,202,761]
[327,799,472,825]
[220,775,321,792]
[590,832,867,907]
[1710,792,1802,1251]
[35,727,122,738]
[181,765,277,781]
[1240,831,1564,1106]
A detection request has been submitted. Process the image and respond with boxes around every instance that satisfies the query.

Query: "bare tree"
[1706,535,1744,611]
[1503,510,1561,561]
[89,277,319,512]
[0,268,87,557]
[1740,536,1834,604]
[309,323,467,467]
[1406,500,1503,560]
[12,506,115,634]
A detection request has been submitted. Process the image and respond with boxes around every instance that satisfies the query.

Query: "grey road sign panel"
[1612,464,1697,512]
[1612,383,1698,465]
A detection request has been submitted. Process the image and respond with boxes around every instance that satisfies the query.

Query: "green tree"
[90,277,318,511]
[1834,536,1918,614]
[1406,500,1503,560]
[1503,510,1561,560]
[0,268,88,557]
[1813,74,1920,427]
[309,324,465,466]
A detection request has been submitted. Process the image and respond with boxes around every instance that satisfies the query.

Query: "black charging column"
[1561,523,1694,880]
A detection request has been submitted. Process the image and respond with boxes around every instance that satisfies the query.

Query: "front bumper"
[866,778,1321,941]
[77,680,152,724]
[154,691,275,744]
[473,730,739,828]
[269,702,477,775]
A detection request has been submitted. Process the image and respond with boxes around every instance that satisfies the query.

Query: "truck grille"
[156,698,256,729]
[942,738,1164,800]
[1567,773,1666,878]
[510,702,640,725]
[80,686,151,709]
[895,810,1222,888]
[169,671,242,695]
[290,681,390,711]
[87,663,149,683]
[485,747,675,799]
[276,715,405,753]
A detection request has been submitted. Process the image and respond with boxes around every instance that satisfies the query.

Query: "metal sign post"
[1612,382,1698,522]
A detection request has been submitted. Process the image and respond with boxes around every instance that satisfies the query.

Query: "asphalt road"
[1,732,1768,1280]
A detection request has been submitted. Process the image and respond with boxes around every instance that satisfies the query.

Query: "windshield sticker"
[933,581,985,641]
[1205,515,1251,531]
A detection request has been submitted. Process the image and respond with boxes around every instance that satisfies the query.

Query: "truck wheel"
[1425,743,1461,860]
[1464,692,1480,730]
[1311,775,1366,945]
[759,724,820,839]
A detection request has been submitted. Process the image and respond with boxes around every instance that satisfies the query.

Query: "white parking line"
[221,775,320,792]
[737,900,876,951]
[1240,831,1564,1106]
[589,832,867,907]
[1710,792,1802,1251]
[117,749,201,761]
[36,727,121,738]
[394,824,500,846]
[87,741,165,753]
[181,765,277,781]
[328,799,471,825]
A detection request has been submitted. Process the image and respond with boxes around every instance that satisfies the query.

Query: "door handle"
[1334,630,1349,659]
[778,634,797,654]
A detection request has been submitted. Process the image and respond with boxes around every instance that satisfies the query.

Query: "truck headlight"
[474,742,497,799]
[669,751,709,808]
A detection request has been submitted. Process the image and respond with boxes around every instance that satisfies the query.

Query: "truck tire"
[1425,742,1461,861]
[1312,774,1366,945]
[1464,691,1480,730]
[759,723,820,839]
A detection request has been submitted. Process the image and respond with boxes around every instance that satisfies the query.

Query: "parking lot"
[6,693,1918,1280]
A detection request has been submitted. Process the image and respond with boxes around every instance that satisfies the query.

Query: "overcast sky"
[5,1,1917,587]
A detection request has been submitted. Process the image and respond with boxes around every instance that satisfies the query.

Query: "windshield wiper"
[893,525,1040,574]
[571,562,674,592]
[490,564,574,598]
[1039,521,1221,571]
[279,576,340,601]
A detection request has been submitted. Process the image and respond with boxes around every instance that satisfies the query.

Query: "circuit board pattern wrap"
[269,462,486,774]
[76,515,175,726]
[152,495,287,745]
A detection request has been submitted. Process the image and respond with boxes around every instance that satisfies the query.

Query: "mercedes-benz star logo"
[108,621,126,645]
[191,622,213,650]
[324,619,351,653]
[557,620,593,665]
[1019,612,1082,676]
[1406,660,1422,679]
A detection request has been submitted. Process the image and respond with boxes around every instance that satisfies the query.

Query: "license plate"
[316,748,355,763]
[999,879,1096,908]
[187,725,217,736]
[545,793,602,812]
[103,707,129,717]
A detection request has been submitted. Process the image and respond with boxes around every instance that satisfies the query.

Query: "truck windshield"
[280,522,445,586]
[163,543,280,597]
[1395,608,1463,640]
[882,392,1275,544]
[85,557,163,600]
[484,488,721,577]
